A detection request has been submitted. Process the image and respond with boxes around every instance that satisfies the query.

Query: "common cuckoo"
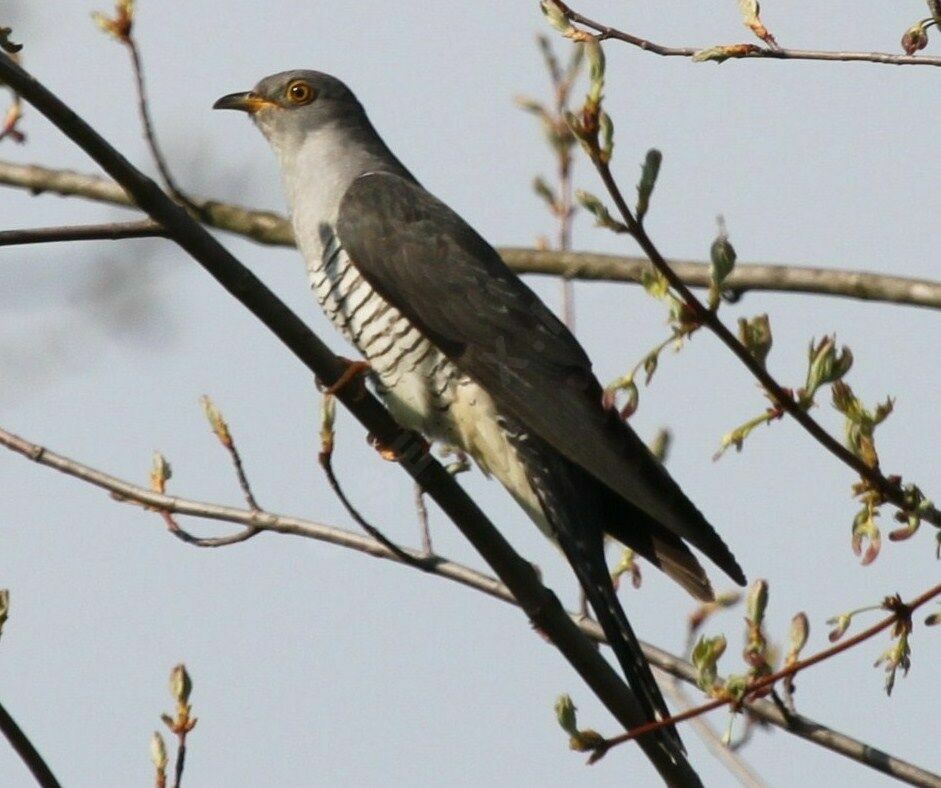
[214,70,746,752]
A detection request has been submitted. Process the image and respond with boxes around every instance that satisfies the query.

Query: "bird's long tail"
[505,422,683,752]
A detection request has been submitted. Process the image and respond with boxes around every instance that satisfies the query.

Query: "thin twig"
[125,38,197,211]
[414,482,433,556]
[1,422,937,786]
[550,1,941,67]
[0,219,162,246]
[0,699,62,788]
[660,677,766,788]
[172,732,186,788]
[319,450,432,570]
[3,161,941,312]
[588,155,941,529]
[602,584,941,755]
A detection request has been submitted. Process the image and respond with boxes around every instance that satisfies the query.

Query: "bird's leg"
[320,357,372,397]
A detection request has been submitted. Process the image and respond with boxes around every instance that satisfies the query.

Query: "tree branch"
[585,146,941,530]
[1,422,937,787]
[602,584,941,760]
[3,159,940,312]
[0,54,701,784]
[0,699,62,788]
[549,1,941,67]
[0,219,162,245]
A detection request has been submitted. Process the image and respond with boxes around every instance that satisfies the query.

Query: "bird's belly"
[308,239,548,536]
[309,243,463,440]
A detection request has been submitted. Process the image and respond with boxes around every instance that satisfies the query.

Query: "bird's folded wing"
[336,172,743,583]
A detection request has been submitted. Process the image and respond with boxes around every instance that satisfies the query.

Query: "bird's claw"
[320,358,371,397]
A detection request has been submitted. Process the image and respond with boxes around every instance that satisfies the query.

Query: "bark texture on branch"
[2,159,940,311]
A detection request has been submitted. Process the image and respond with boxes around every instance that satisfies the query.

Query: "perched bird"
[215,70,745,752]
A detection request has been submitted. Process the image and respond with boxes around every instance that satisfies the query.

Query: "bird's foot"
[320,358,372,397]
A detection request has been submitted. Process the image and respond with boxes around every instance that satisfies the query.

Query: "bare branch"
[1,422,937,786]
[2,160,940,312]
[0,699,62,788]
[0,219,162,246]
[583,136,941,529]
[659,678,766,788]
[548,1,941,67]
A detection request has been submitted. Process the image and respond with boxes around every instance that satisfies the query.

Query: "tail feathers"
[564,536,683,750]
[599,487,715,602]
[506,424,683,752]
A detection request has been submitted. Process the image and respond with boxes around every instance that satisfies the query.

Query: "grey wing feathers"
[336,172,745,586]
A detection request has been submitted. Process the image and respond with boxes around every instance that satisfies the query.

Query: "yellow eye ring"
[286,80,315,106]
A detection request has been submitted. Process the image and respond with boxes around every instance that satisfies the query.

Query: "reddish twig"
[598,584,941,757]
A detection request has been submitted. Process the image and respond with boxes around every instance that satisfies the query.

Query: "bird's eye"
[286,80,315,106]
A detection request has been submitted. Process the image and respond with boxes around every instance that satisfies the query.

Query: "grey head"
[213,70,363,149]
[213,69,412,219]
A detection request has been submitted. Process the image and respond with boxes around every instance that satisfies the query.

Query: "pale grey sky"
[1,2,939,786]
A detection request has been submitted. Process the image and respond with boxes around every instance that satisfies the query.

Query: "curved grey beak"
[213,91,272,113]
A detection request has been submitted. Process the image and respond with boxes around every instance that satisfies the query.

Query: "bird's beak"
[212,91,274,113]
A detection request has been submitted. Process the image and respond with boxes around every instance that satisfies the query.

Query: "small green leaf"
[636,149,662,222]
[737,314,772,368]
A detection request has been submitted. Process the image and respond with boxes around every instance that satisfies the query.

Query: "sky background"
[1,1,939,786]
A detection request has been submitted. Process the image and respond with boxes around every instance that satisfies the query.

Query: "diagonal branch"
[0,699,62,788]
[0,54,700,784]
[3,160,941,312]
[549,1,941,68]
[1,422,937,787]
[587,153,941,530]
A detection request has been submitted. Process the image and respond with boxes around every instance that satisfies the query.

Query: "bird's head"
[213,69,361,149]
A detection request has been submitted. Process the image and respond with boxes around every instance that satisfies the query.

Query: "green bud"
[575,189,626,233]
[641,265,671,301]
[737,314,772,367]
[554,694,579,736]
[745,579,768,625]
[150,452,172,494]
[805,336,853,398]
[787,612,810,657]
[598,111,614,163]
[636,149,662,222]
[571,728,606,752]
[150,731,168,771]
[584,38,605,107]
[709,217,737,291]
[540,0,572,35]
[170,663,192,706]
[692,634,726,692]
